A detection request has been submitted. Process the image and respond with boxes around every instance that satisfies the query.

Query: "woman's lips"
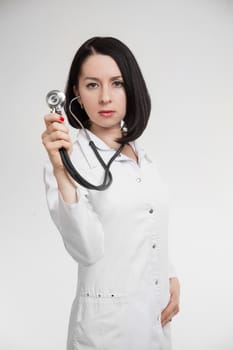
[98,110,115,117]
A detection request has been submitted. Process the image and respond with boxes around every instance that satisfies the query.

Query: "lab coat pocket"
[73,293,128,350]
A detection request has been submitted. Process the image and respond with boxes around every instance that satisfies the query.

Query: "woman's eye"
[113,80,124,87]
[86,82,98,89]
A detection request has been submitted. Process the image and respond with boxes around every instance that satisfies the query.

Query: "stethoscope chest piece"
[46,90,65,114]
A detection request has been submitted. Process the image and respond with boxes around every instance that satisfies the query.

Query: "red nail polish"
[59,116,64,122]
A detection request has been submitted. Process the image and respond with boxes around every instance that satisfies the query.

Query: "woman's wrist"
[53,167,78,204]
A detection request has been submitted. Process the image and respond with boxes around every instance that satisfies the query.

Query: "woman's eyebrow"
[84,77,99,81]
[84,75,123,81]
[110,76,123,81]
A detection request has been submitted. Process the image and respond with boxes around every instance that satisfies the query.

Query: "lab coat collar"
[75,128,152,169]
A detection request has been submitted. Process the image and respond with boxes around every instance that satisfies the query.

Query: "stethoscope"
[46,90,125,191]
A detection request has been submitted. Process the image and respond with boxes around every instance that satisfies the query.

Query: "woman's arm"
[41,113,78,204]
[42,114,104,265]
[53,168,78,204]
[44,161,105,266]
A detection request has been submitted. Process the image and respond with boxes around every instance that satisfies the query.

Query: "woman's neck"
[90,125,123,149]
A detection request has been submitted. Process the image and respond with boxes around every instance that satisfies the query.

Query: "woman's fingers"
[47,130,71,143]
[42,130,72,153]
[47,121,69,135]
[42,114,70,143]
[44,140,72,154]
[44,113,65,128]
[41,113,72,169]
[161,301,179,327]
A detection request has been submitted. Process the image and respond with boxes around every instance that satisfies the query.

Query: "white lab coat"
[43,128,176,350]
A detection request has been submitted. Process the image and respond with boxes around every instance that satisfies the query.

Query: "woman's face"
[74,54,127,133]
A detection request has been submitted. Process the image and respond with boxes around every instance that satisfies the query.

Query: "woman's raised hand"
[41,113,72,172]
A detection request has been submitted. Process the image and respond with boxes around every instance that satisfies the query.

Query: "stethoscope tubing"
[59,141,124,191]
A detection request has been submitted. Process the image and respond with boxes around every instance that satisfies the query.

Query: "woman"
[41,36,180,350]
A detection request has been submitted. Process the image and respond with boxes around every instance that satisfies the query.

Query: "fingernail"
[59,116,64,122]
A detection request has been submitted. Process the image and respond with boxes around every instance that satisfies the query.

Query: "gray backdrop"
[0,0,233,349]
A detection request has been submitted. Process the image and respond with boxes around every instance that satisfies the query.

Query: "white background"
[0,0,232,349]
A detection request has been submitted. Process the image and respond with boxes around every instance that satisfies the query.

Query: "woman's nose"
[99,86,112,104]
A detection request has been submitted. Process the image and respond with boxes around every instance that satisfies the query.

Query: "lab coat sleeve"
[166,183,178,279]
[43,160,104,266]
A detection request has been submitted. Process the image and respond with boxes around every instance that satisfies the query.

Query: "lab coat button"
[98,294,101,297]
[154,279,159,285]
[149,208,154,214]
[136,177,142,183]
[152,243,156,249]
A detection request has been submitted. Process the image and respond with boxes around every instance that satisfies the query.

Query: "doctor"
[41,36,180,350]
